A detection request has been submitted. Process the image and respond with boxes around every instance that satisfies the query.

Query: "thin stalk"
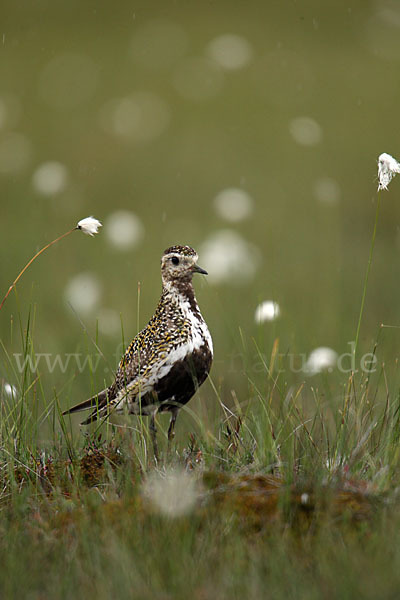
[353,195,381,361]
[0,227,78,312]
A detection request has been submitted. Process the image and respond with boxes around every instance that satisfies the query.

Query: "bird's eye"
[171,256,180,265]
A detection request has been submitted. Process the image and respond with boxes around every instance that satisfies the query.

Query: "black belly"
[138,343,212,413]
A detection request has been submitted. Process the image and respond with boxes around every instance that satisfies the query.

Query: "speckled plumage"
[63,245,213,452]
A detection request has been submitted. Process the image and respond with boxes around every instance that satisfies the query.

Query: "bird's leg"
[167,407,179,458]
[150,411,159,462]
[167,407,179,442]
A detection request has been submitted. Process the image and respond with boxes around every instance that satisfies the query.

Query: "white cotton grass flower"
[304,347,338,375]
[3,383,18,399]
[377,153,400,191]
[142,469,201,517]
[255,300,281,324]
[77,216,102,236]
[0,215,102,313]
[326,453,346,472]
[300,493,310,505]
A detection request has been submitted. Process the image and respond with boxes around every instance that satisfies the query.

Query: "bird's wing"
[79,327,180,424]
[61,325,152,424]
[62,388,110,416]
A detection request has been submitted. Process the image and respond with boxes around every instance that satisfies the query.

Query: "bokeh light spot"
[0,93,22,130]
[105,211,145,250]
[130,19,188,69]
[214,188,254,222]
[173,57,224,101]
[32,161,69,196]
[252,51,315,108]
[99,92,170,142]
[206,34,253,70]
[97,308,121,336]
[313,177,341,205]
[200,230,260,284]
[366,2,400,60]
[64,273,102,315]
[38,53,99,110]
[0,133,32,174]
[289,116,322,146]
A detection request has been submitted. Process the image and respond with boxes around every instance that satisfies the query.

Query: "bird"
[63,245,213,458]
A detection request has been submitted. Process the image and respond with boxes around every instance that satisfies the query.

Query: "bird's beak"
[192,264,208,275]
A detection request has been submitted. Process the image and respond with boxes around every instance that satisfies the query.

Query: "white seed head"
[142,468,201,517]
[326,453,345,472]
[3,383,18,399]
[77,216,102,236]
[378,152,400,191]
[255,300,281,323]
[304,347,338,375]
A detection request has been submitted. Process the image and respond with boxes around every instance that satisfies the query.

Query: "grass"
[2,3,400,595]
[1,296,400,599]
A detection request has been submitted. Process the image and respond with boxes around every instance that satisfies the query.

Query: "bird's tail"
[62,388,109,424]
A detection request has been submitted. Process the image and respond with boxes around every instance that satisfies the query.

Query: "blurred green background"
[1,0,400,430]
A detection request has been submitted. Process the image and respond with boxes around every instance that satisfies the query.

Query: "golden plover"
[63,245,213,457]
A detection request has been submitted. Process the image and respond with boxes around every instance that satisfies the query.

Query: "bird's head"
[161,245,207,288]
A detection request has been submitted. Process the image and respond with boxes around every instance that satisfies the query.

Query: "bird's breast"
[177,297,213,358]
